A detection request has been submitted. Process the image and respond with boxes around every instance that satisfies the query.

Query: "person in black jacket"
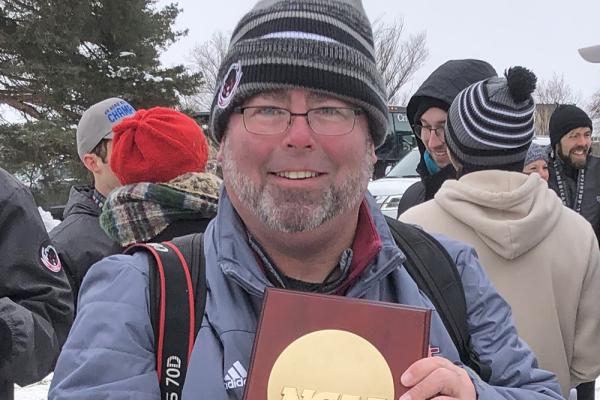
[99,107,219,247]
[0,168,73,400]
[396,59,497,217]
[50,98,135,305]
[570,42,600,400]
[547,105,600,241]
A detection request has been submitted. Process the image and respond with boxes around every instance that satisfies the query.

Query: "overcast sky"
[158,0,600,105]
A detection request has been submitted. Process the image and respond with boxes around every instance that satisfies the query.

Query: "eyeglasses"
[413,123,446,142]
[233,106,364,136]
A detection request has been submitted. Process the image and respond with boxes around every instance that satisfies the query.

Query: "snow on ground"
[14,374,51,400]
[37,207,60,232]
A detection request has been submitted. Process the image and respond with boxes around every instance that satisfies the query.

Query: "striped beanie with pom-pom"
[445,66,537,174]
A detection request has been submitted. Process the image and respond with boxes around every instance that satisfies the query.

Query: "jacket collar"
[211,189,406,298]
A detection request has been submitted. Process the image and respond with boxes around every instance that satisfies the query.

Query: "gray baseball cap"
[76,97,136,160]
[579,44,600,63]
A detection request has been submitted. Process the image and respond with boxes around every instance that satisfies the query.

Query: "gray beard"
[221,144,373,233]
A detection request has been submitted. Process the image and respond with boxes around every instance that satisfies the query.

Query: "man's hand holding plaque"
[243,288,435,400]
[399,357,476,400]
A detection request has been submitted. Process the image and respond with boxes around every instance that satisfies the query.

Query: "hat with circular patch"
[209,0,389,148]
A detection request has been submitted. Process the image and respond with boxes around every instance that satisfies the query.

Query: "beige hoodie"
[401,170,600,397]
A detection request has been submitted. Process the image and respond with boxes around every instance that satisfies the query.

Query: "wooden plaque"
[243,288,431,400]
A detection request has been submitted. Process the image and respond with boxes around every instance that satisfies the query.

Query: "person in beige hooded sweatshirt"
[400,67,600,398]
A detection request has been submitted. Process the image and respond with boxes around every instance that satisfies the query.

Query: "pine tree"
[0,0,202,208]
[0,120,86,208]
[0,0,201,122]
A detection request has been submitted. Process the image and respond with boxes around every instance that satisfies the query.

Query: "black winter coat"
[397,59,496,217]
[548,154,600,243]
[397,164,457,217]
[0,168,73,399]
[50,186,122,303]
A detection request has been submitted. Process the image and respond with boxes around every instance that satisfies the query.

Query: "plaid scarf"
[100,172,221,246]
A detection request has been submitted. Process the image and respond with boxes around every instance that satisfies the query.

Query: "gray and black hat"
[548,104,593,149]
[76,98,135,160]
[209,0,388,147]
[524,142,550,166]
[445,67,537,173]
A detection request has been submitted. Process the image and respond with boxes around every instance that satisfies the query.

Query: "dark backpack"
[129,219,491,399]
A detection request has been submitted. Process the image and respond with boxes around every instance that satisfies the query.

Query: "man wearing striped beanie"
[200,3,559,398]
[402,67,600,398]
[49,2,564,399]
[208,0,389,146]
[443,67,537,175]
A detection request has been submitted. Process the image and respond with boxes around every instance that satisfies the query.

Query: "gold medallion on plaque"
[267,329,394,400]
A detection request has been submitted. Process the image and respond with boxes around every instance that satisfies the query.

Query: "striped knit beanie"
[209,0,388,147]
[446,67,537,173]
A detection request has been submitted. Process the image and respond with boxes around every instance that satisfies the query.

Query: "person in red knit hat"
[100,107,221,247]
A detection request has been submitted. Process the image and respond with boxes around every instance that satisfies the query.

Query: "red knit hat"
[111,107,209,185]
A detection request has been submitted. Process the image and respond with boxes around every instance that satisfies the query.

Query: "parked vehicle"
[369,137,552,218]
[368,147,420,218]
[372,106,416,179]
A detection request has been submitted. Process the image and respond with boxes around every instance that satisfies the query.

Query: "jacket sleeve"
[0,180,73,385]
[434,235,564,400]
[49,253,160,400]
[570,231,600,387]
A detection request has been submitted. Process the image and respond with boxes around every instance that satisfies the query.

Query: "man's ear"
[216,139,225,162]
[369,144,377,165]
[82,153,101,173]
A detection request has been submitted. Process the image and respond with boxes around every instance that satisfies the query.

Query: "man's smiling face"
[218,88,376,233]
[558,127,592,169]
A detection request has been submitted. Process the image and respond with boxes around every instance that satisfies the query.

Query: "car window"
[385,148,420,178]
[392,111,411,133]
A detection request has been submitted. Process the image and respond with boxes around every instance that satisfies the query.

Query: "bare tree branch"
[0,95,42,119]
[533,73,581,136]
[588,89,600,120]
[182,31,229,112]
[535,73,580,104]
[373,17,428,105]
[185,21,428,109]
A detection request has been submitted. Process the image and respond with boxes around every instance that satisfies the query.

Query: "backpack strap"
[169,234,207,337]
[125,233,206,399]
[385,217,491,382]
